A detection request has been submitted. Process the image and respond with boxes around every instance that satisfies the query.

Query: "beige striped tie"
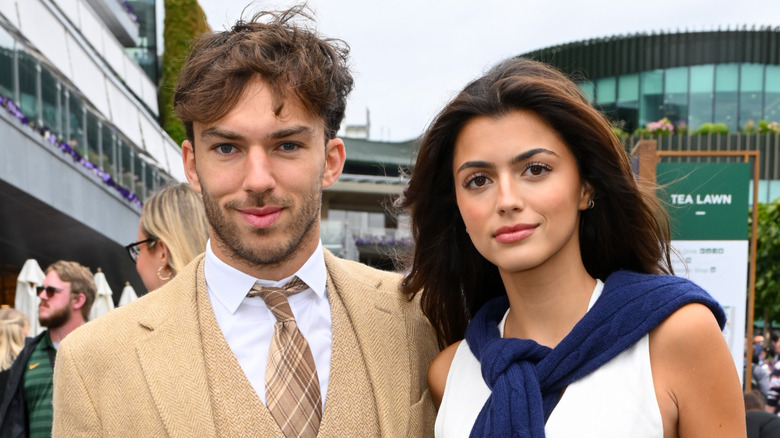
[248,277,322,438]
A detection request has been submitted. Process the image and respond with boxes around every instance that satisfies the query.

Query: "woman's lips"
[494,224,537,243]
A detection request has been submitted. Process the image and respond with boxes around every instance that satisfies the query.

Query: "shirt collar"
[204,239,327,314]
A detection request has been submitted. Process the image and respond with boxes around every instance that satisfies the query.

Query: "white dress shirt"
[204,240,332,407]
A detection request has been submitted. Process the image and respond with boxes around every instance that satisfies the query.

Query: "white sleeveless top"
[435,280,664,437]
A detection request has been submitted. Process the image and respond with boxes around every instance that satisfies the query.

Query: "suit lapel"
[324,251,411,437]
[135,258,216,436]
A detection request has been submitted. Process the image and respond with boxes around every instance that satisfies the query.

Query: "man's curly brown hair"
[174,5,354,142]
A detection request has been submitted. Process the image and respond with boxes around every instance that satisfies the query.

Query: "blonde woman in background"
[124,183,209,292]
[0,307,28,372]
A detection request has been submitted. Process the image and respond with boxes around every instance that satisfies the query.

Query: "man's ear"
[71,292,86,311]
[322,138,346,189]
[182,140,202,194]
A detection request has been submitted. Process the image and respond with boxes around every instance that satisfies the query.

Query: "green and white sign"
[658,162,750,240]
[657,162,750,382]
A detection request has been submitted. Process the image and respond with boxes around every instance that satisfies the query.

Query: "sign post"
[635,140,760,388]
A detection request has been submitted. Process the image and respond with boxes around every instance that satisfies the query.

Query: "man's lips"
[493,223,537,243]
[237,207,283,229]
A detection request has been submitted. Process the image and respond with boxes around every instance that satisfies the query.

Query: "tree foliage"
[752,196,780,332]
[160,0,210,146]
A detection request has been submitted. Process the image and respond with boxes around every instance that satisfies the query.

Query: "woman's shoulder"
[649,303,745,435]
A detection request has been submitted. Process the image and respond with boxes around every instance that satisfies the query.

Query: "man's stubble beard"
[200,175,323,270]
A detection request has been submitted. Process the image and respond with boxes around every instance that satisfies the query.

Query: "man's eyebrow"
[267,125,315,140]
[199,126,243,141]
[198,125,316,141]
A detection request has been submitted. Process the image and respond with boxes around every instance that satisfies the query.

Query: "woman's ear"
[157,240,171,269]
[579,181,594,211]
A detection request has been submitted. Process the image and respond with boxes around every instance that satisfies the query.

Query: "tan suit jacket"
[52,250,439,437]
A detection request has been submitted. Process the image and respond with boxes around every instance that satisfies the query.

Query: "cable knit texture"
[465,270,726,438]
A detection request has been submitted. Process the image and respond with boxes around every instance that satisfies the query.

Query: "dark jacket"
[747,410,780,438]
[0,332,50,438]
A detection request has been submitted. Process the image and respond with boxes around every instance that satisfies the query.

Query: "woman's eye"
[525,163,551,176]
[465,175,490,188]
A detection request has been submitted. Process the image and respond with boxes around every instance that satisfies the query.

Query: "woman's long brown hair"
[398,58,673,348]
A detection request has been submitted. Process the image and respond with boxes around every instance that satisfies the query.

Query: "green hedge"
[159,0,210,147]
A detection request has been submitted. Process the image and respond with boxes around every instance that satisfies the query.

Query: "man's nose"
[242,148,277,193]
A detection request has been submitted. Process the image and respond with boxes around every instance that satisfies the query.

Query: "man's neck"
[48,317,85,344]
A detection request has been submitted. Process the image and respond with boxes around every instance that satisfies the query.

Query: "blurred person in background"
[0,308,29,392]
[125,183,209,292]
[745,389,780,438]
[0,308,28,371]
[0,261,95,438]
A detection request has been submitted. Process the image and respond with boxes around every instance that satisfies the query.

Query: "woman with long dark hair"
[399,58,744,436]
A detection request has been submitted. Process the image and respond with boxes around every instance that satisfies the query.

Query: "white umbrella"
[89,268,115,321]
[15,259,45,336]
[118,282,138,307]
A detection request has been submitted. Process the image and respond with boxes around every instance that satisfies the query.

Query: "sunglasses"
[125,237,157,263]
[36,285,64,298]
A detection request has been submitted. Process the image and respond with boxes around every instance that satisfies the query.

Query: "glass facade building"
[523,29,780,134]
[0,23,170,202]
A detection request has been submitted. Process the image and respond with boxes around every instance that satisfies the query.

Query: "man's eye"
[216,144,235,154]
[279,142,299,152]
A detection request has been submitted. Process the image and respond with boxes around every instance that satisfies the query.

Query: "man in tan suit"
[52,6,438,437]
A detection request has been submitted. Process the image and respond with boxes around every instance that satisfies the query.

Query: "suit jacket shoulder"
[53,255,216,436]
[323,250,439,437]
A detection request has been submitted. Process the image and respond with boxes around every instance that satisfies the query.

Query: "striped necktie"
[248,277,322,438]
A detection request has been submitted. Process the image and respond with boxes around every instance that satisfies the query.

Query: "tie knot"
[248,277,309,322]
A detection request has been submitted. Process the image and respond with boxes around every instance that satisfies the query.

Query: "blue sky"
[193,0,780,141]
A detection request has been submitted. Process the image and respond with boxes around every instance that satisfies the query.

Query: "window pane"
[17,50,37,120]
[740,64,764,129]
[715,64,739,92]
[618,74,639,102]
[68,95,85,151]
[134,154,145,199]
[765,65,780,121]
[616,74,639,132]
[595,77,617,121]
[595,77,616,104]
[144,163,155,201]
[665,67,688,94]
[578,81,594,103]
[640,70,664,127]
[120,141,134,190]
[690,65,714,93]
[41,68,59,135]
[715,64,739,131]
[0,28,14,98]
[86,111,100,167]
[689,65,714,131]
[102,124,116,178]
[664,67,688,126]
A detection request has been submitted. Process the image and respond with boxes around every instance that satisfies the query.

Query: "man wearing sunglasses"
[0,260,95,438]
